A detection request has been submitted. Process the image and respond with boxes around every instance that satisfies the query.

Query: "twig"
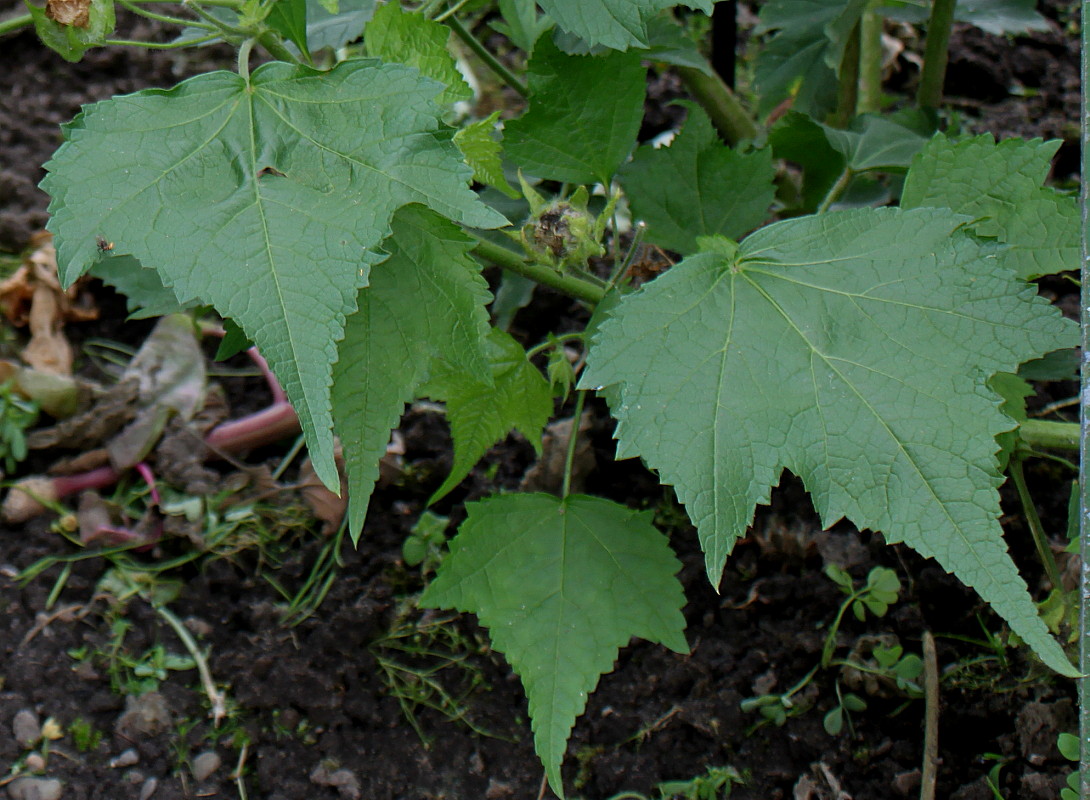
[154,604,227,726]
[920,631,939,800]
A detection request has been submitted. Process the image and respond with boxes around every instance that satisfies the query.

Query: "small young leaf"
[454,112,519,199]
[581,206,1078,676]
[754,0,867,117]
[214,319,253,361]
[823,706,844,735]
[332,205,493,534]
[902,133,1079,279]
[620,103,775,255]
[26,0,115,62]
[504,36,646,185]
[422,328,552,505]
[43,60,505,492]
[1058,732,1079,762]
[841,693,867,712]
[421,493,688,797]
[492,0,552,51]
[365,2,472,105]
[266,0,311,60]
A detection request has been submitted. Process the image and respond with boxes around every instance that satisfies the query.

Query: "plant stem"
[118,0,216,29]
[105,35,221,48]
[816,168,853,213]
[920,631,939,800]
[858,1,884,113]
[830,21,861,128]
[446,15,528,98]
[0,11,32,36]
[676,65,757,145]
[470,236,605,305]
[1019,418,1079,451]
[1008,458,1063,591]
[154,604,227,725]
[560,390,587,499]
[916,0,957,108]
[237,37,255,80]
[257,30,300,64]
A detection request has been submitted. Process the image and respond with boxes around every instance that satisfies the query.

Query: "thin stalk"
[237,37,255,80]
[829,21,861,128]
[154,604,228,725]
[1079,1,1090,792]
[0,11,32,36]
[606,221,646,290]
[816,168,853,213]
[1008,458,1063,592]
[1020,418,1079,451]
[916,0,957,108]
[560,390,588,499]
[177,0,245,7]
[858,1,884,113]
[525,332,585,361]
[257,30,300,64]
[470,236,605,305]
[676,65,757,145]
[920,631,939,800]
[434,0,473,23]
[105,35,221,47]
[117,0,215,29]
[447,15,528,97]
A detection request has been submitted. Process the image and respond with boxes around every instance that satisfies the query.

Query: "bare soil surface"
[0,3,1082,799]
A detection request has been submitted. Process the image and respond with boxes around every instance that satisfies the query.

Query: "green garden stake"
[1080,1,1090,794]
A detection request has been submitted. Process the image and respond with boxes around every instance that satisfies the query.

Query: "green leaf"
[504,36,646,185]
[304,0,374,52]
[643,12,715,75]
[421,493,688,797]
[901,133,1079,280]
[581,206,1078,676]
[267,0,311,60]
[754,0,867,116]
[536,0,671,49]
[25,0,115,62]
[454,112,519,199]
[879,0,1048,35]
[620,103,775,255]
[1058,732,1080,761]
[819,113,931,172]
[43,60,505,491]
[988,372,1031,470]
[215,318,254,361]
[492,0,552,51]
[422,328,552,504]
[769,112,846,211]
[90,255,197,319]
[365,2,471,105]
[332,205,493,534]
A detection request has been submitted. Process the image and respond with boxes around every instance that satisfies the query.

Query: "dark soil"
[0,3,1083,799]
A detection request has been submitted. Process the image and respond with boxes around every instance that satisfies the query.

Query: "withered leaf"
[46,0,91,28]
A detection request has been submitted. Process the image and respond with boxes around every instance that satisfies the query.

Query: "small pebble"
[12,710,40,747]
[23,753,45,772]
[110,749,140,768]
[327,769,360,800]
[138,777,158,800]
[191,751,221,782]
[7,776,63,800]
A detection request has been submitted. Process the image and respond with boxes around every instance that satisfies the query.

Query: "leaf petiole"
[560,391,587,499]
[446,14,528,97]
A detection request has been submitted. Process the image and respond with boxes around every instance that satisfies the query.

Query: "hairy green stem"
[237,37,255,79]
[830,21,861,128]
[858,2,884,113]
[0,11,32,36]
[105,35,221,48]
[118,0,215,29]
[470,236,605,305]
[560,391,588,499]
[916,0,957,108]
[1008,458,1064,591]
[1020,418,1079,451]
[816,168,853,213]
[257,30,301,64]
[676,65,757,145]
[447,14,528,98]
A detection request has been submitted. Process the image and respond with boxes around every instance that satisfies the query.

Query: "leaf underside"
[422,493,688,797]
[42,59,505,490]
[581,206,1077,676]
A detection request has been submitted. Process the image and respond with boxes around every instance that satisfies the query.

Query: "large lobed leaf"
[332,205,493,534]
[422,493,688,797]
[581,207,1078,676]
[537,0,711,50]
[42,60,505,491]
[901,133,1079,279]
